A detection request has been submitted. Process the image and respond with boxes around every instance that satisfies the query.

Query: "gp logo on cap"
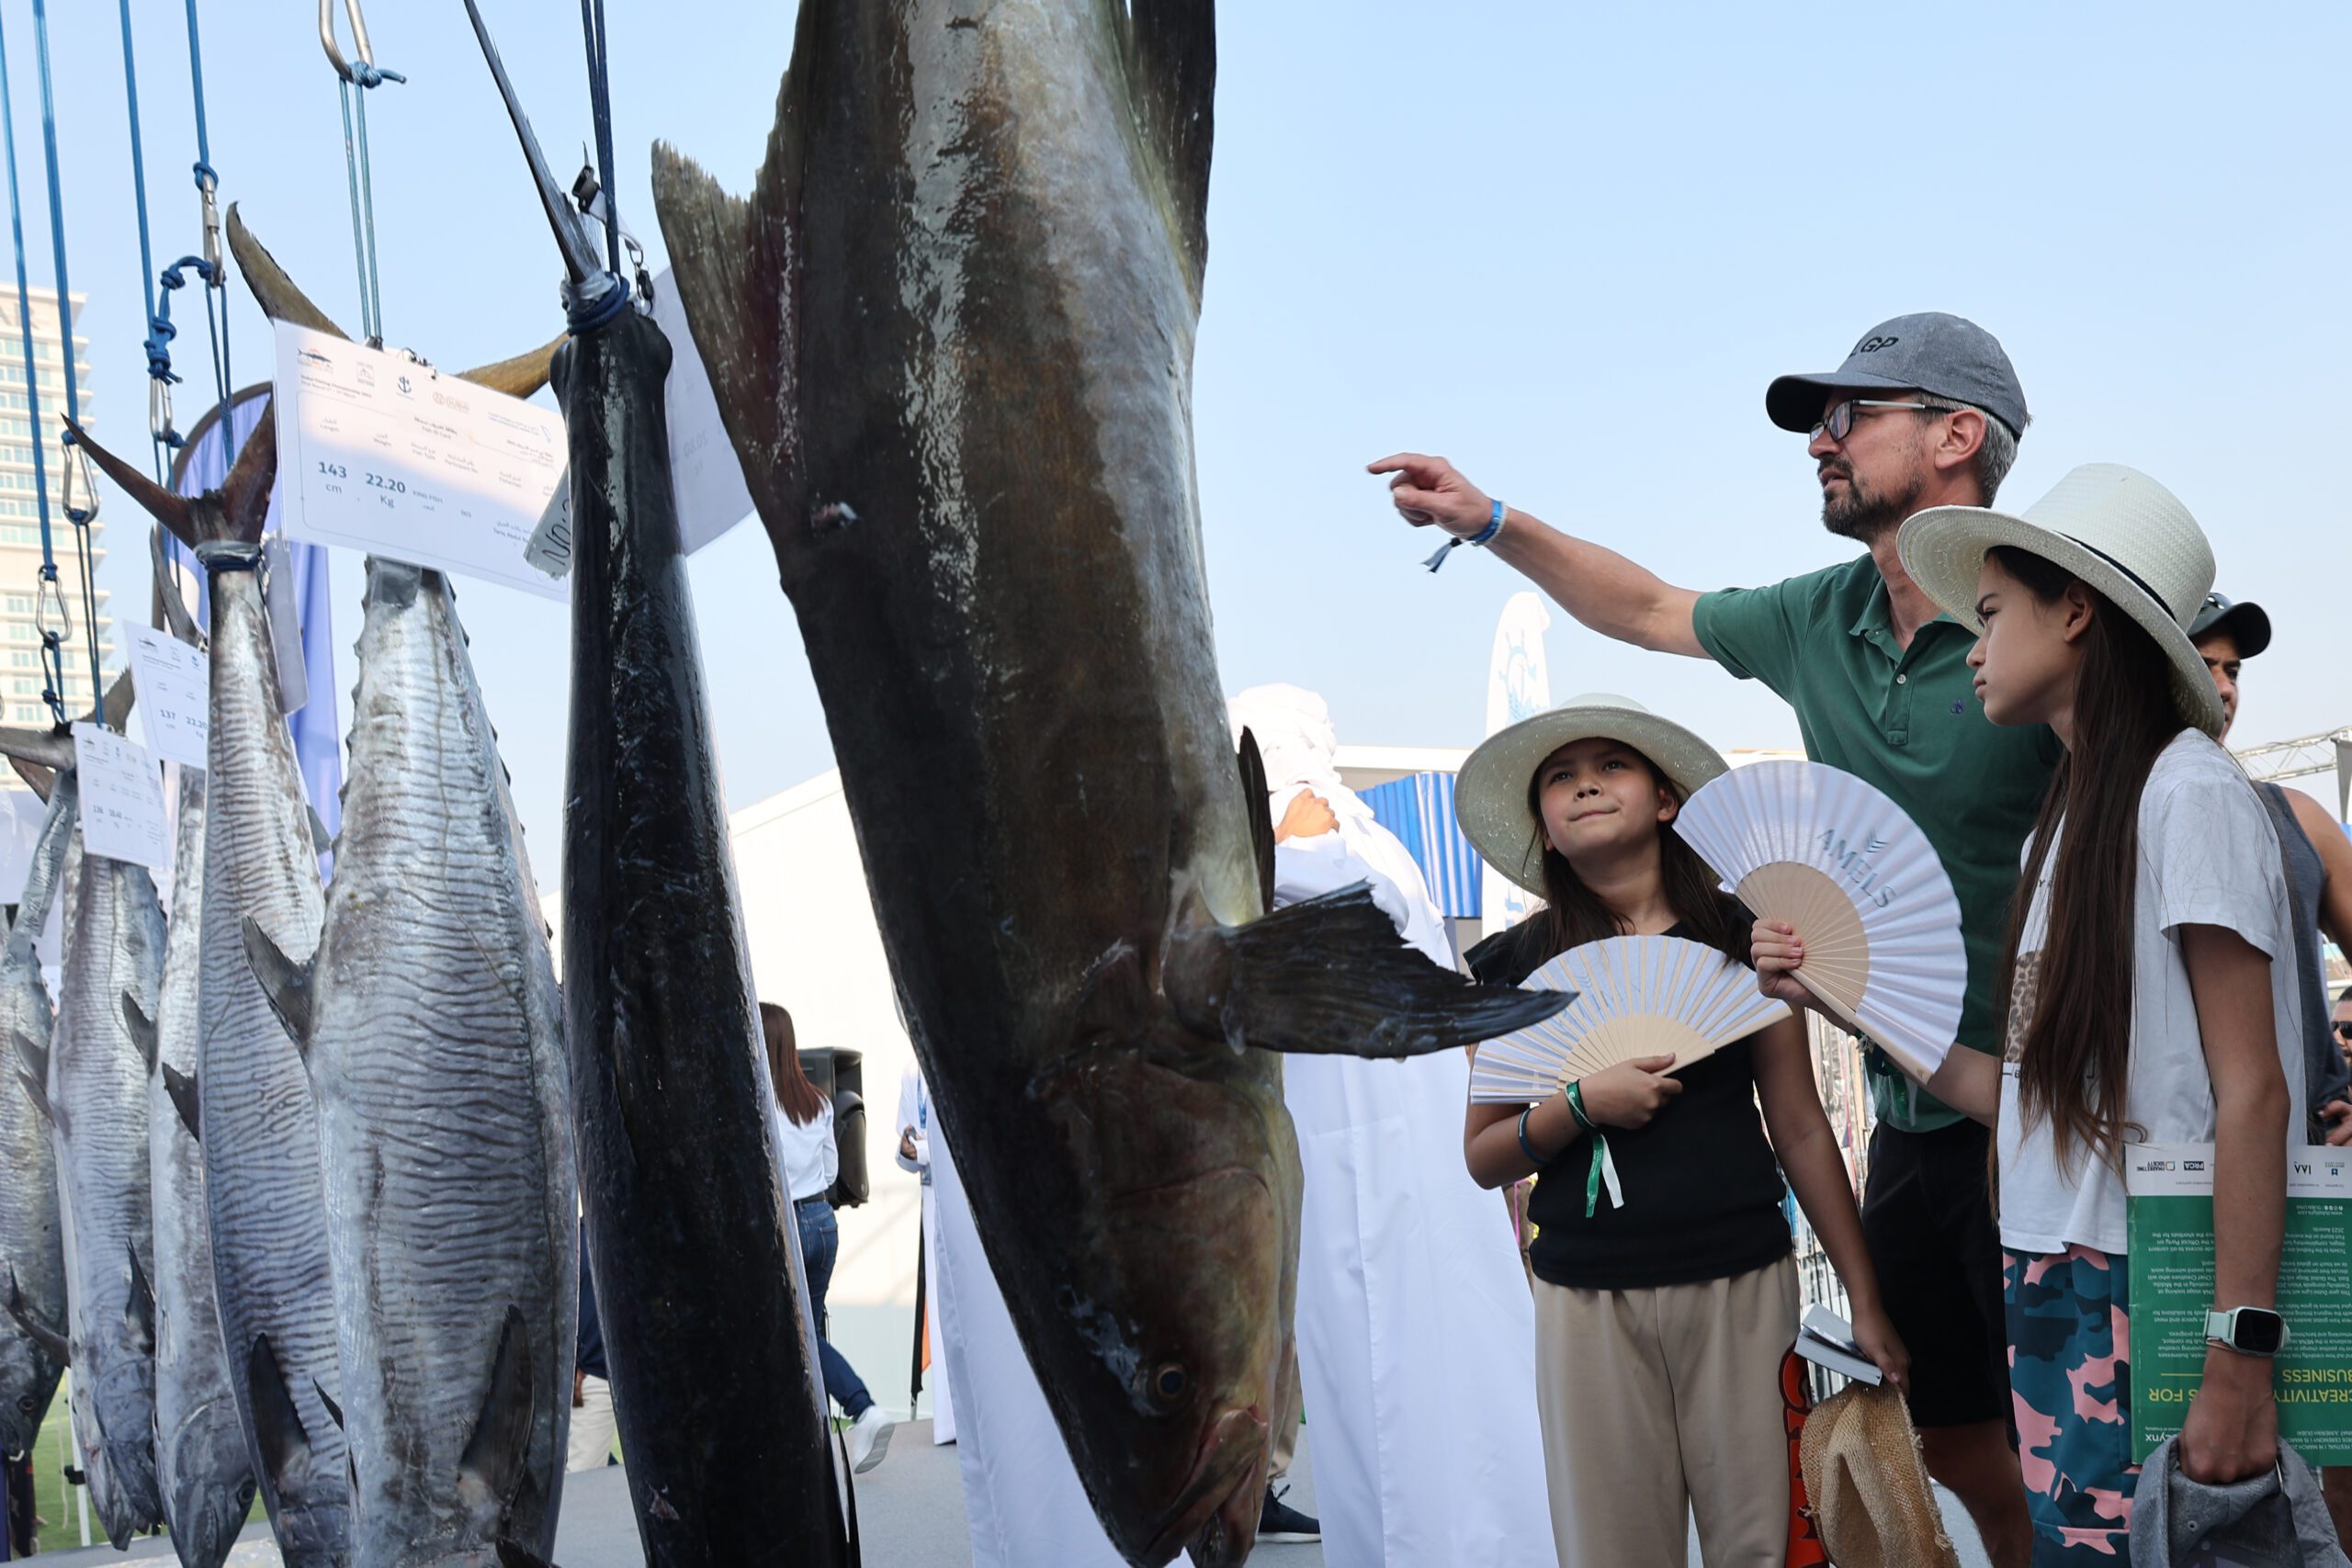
[1855,336,1900,353]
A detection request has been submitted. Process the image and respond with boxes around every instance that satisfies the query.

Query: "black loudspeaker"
[797,1046,869,1210]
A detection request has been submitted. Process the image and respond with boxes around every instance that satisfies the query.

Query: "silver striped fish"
[49,821,169,1546]
[0,767,76,1460]
[123,542,258,1568]
[248,558,575,1568]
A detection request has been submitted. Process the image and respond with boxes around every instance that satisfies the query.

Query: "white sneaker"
[849,1405,895,1473]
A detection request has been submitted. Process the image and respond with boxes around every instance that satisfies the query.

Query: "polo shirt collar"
[1845,570,1961,647]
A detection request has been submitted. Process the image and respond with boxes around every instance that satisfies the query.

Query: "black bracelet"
[1516,1105,1550,1168]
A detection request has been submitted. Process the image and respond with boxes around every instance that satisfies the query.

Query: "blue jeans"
[795,1199,874,1419]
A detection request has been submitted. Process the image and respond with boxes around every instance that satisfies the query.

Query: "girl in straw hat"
[1456,694,1906,1568]
[1761,465,2304,1562]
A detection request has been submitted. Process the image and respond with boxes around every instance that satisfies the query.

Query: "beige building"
[0,286,108,728]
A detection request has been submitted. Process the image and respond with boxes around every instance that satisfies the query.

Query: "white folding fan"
[1673,759,1964,1081]
[1469,935,1792,1104]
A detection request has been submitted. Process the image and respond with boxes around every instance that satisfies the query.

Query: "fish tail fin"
[10,759,53,802]
[458,337,565,401]
[125,1246,155,1354]
[151,526,203,648]
[226,206,351,341]
[1166,883,1568,1057]
[68,419,202,549]
[1120,0,1216,289]
[650,29,812,536]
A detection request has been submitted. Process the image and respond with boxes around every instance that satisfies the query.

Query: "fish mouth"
[1140,1405,1266,1566]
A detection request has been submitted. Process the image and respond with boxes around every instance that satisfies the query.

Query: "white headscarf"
[1227,683,1454,968]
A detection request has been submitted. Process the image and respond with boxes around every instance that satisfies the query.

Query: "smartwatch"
[2204,1306,2290,1356]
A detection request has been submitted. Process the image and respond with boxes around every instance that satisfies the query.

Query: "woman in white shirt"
[765,1003,892,1472]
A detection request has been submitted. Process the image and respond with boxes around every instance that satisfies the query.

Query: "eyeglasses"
[1810,399,1934,444]
[2335,1021,2352,1041]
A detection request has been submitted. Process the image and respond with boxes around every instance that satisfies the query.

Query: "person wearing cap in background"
[2196,593,2352,1547]
[2191,592,2352,1147]
[1372,313,2050,1565]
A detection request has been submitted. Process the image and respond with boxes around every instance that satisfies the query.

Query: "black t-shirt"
[1467,918,1792,1292]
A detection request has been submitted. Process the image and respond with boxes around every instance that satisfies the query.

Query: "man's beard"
[1820,464,1926,543]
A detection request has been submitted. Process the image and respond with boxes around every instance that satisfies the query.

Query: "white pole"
[59,1371,87,1549]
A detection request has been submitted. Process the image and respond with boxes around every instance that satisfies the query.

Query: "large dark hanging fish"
[0,764,76,1462]
[649,6,1565,1564]
[464,8,849,1566]
[68,209,562,1568]
[125,532,257,1568]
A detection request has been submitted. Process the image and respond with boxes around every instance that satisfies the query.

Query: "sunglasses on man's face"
[2335,1021,2352,1041]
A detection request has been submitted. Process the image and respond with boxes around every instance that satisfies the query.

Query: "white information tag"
[524,266,756,585]
[650,268,758,555]
[72,724,171,869]
[272,321,568,600]
[263,535,311,715]
[124,624,209,772]
[0,788,45,905]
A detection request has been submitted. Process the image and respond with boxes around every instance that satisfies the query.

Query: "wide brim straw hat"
[1453,694,1726,897]
[1897,463,2226,737]
[1800,1383,1963,1568]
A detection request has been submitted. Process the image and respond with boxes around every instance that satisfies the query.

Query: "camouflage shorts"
[2004,1246,2138,1562]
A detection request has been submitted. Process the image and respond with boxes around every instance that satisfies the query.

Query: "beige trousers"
[1533,1255,1800,1568]
[1269,1351,1303,1476]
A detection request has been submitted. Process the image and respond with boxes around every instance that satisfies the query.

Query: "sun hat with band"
[1799,1383,1963,1568]
[1453,694,1726,896]
[1896,462,2228,737]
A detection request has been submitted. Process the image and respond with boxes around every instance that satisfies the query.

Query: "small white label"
[263,536,311,715]
[272,321,568,600]
[124,624,209,772]
[525,477,573,581]
[72,724,171,869]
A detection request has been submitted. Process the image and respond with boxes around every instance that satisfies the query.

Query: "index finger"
[1366,451,1439,479]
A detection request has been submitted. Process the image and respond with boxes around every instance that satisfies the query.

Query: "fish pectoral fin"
[457,1305,537,1518]
[312,1377,344,1429]
[6,1269,68,1366]
[240,918,318,1055]
[11,1030,47,1088]
[125,1247,156,1355]
[245,1336,314,1495]
[1237,728,1275,917]
[1164,882,1572,1058]
[1120,0,1216,289]
[160,1062,200,1142]
[120,993,159,1072]
[305,806,334,857]
[17,1071,61,1135]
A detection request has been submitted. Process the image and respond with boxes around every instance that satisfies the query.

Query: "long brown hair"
[1991,546,2185,1172]
[762,1003,827,1126]
[1524,750,1748,966]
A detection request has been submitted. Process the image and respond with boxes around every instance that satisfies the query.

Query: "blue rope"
[30,0,105,717]
[581,0,620,276]
[0,4,64,727]
[181,0,230,446]
[116,0,164,479]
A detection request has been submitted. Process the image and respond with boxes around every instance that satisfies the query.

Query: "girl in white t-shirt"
[1758,466,2300,1563]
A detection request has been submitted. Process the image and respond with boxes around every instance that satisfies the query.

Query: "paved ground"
[36,1418,1993,1565]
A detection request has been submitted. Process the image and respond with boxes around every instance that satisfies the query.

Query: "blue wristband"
[1422,499,1507,572]
[1515,1106,1551,1168]
[1468,499,1506,547]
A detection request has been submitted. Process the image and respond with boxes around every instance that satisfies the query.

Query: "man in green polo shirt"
[1372,313,2053,1568]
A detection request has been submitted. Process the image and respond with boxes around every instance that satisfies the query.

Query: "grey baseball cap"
[1766,312,2030,440]
[2188,592,2272,658]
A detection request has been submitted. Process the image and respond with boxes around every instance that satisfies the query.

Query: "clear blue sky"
[10,1,2347,854]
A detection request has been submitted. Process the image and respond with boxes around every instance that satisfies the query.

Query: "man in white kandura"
[896,1063,956,1443]
[1229,682,1558,1567]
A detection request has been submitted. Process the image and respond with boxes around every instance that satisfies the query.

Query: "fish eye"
[1148,1362,1190,1408]
[14,1394,29,1415]
[236,1481,256,1506]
